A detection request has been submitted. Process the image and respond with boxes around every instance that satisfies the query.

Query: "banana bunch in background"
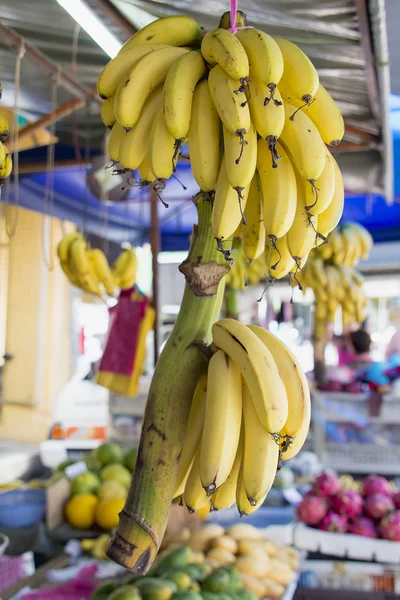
[57,232,137,296]
[295,222,371,339]
[0,110,12,185]
[174,318,310,515]
[225,245,267,290]
[97,12,345,266]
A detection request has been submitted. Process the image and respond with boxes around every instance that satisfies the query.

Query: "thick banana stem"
[106,196,230,573]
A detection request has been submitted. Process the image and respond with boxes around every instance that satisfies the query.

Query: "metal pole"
[150,187,160,365]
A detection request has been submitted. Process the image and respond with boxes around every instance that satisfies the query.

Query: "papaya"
[235,590,257,600]
[171,592,203,600]
[108,586,141,600]
[156,547,192,571]
[163,570,192,591]
[134,578,177,600]
[201,569,231,593]
[200,593,219,600]
[89,579,119,599]
[190,582,201,593]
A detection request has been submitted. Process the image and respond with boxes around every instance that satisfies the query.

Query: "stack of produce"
[296,472,400,542]
[174,319,310,515]
[295,222,373,337]
[98,12,345,271]
[89,523,300,599]
[0,87,12,185]
[57,232,137,296]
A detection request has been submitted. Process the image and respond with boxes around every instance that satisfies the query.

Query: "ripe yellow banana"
[115,46,188,129]
[0,113,9,142]
[119,86,162,170]
[236,28,283,100]
[101,97,116,129]
[223,122,257,189]
[266,235,295,279]
[212,319,288,433]
[211,430,242,511]
[89,248,117,295]
[212,157,250,242]
[174,374,207,498]
[208,64,251,136]
[183,450,210,513]
[304,147,335,215]
[248,325,311,456]
[117,249,137,289]
[311,257,328,287]
[242,380,279,504]
[236,463,266,516]
[0,141,6,171]
[257,139,296,245]
[343,223,373,260]
[119,16,203,53]
[163,50,206,141]
[148,106,177,180]
[301,83,344,146]
[138,154,156,183]
[188,80,221,192]
[57,232,83,286]
[316,155,344,237]
[112,247,136,285]
[200,349,242,494]
[242,172,266,262]
[0,149,12,181]
[69,239,101,295]
[327,228,344,256]
[98,45,169,99]
[201,29,249,80]
[274,38,319,103]
[287,184,318,265]
[248,77,284,141]
[107,122,125,162]
[341,227,362,266]
[280,103,326,182]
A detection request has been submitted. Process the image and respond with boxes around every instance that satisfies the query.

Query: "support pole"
[150,187,160,366]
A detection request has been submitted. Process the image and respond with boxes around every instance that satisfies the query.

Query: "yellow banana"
[119,86,162,170]
[0,149,12,181]
[223,122,257,189]
[208,64,251,136]
[274,38,319,103]
[57,232,83,286]
[287,183,318,265]
[212,319,288,433]
[301,83,344,146]
[248,77,284,142]
[248,325,311,456]
[148,106,177,180]
[200,349,242,494]
[327,228,344,256]
[242,172,266,262]
[69,239,101,295]
[188,80,221,192]
[212,157,250,242]
[138,154,156,183]
[211,430,243,510]
[98,45,169,99]
[318,241,333,260]
[236,462,266,516]
[236,28,283,101]
[174,374,207,498]
[343,223,373,259]
[257,139,296,244]
[163,50,206,141]
[315,302,328,320]
[341,227,363,266]
[266,235,295,279]
[115,46,188,129]
[201,29,249,80]
[119,16,202,53]
[117,249,137,289]
[107,122,125,162]
[101,97,116,129]
[89,248,117,295]
[0,142,6,170]
[316,155,344,237]
[183,451,210,513]
[112,248,136,283]
[0,113,9,142]
[311,257,328,287]
[304,147,335,215]
[280,103,326,182]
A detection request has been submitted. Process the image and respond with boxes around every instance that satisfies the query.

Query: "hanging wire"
[41,68,61,271]
[83,100,92,237]
[101,130,110,256]
[5,41,25,238]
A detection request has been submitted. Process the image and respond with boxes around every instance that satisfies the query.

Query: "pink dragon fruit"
[332,489,363,519]
[393,491,400,509]
[363,475,392,498]
[380,511,400,541]
[312,471,341,498]
[348,517,377,538]
[296,494,329,526]
[364,493,395,520]
[319,511,348,533]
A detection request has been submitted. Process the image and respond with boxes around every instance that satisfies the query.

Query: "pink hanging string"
[229,0,238,33]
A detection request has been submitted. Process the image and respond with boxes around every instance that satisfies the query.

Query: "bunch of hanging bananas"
[57,232,137,296]
[97,12,345,266]
[173,318,310,515]
[0,108,12,185]
[225,245,267,289]
[315,221,373,266]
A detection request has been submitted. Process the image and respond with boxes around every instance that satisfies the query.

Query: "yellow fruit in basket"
[235,555,270,578]
[65,494,98,529]
[237,539,267,557]
[265,560,295,585]
[207,547,236,565]
[96,480,127,501]
[237,573,266,599]
[262,579,285,598]
[226,523,264,540]
[191,551,205,564]
[95,498,125,530]
[188,524,225,551]
[211,535,238,554]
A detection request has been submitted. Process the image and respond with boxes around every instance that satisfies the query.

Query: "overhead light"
[55,0,122,58]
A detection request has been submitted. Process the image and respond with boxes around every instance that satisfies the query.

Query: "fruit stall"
[1,0,400,599]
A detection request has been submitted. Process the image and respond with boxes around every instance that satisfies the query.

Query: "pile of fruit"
[57,232,137,296]
[59,443,137,531]
[0,89,12,185]
[296,222,372,336]
[98,13,345,272]
[174,319,310,515]
[89,523,300,599]
[296,472,400,542]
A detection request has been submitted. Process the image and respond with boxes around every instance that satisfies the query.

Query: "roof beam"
[354,0,381,122]
[86,0,137,40]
